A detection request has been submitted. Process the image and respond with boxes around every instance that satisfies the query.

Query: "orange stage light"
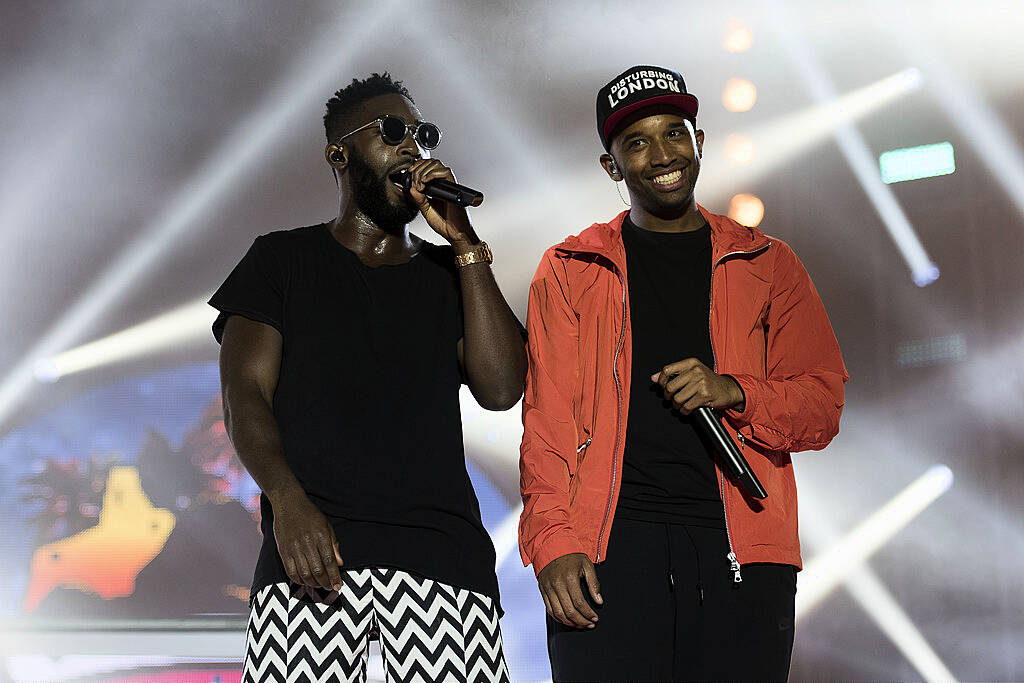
[728,193,765,227]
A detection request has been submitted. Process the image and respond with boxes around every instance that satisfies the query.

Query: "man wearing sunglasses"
[210,72,523,682]
[518,65,848,680]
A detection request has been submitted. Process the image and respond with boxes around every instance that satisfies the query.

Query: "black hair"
[323,72,413,143]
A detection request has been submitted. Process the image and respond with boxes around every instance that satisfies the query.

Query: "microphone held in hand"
[693,407,768,500]
[390,170,484,208]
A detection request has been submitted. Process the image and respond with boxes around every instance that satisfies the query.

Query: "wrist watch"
[454,242,493,268]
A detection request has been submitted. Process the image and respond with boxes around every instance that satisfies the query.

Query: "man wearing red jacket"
[519,65,848,681]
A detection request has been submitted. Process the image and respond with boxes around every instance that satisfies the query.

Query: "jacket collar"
[556,205,771,271]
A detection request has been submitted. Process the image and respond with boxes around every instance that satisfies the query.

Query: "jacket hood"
[556,205,771,268]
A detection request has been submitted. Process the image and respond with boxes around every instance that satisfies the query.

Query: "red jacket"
[518,207,848,580]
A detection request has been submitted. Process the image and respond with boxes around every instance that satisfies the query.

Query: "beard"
[347,152,418,231]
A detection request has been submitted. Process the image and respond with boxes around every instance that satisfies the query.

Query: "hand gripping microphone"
[693,407,768,500]
[390,170,484,207]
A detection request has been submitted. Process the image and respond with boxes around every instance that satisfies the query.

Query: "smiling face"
[603,111,705,222]
[330,93,428,229]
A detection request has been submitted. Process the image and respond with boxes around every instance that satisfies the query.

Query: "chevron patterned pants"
[243,567,511,683]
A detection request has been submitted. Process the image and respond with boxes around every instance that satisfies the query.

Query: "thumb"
[581,561,603,605]
[332,537,344,566]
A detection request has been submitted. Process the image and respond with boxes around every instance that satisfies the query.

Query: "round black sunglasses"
[338,114,442,150]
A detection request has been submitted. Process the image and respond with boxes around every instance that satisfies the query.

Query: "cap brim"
[603,93,699,143]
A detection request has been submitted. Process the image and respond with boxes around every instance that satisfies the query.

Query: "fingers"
[652,359,721,414]
[317,536,343,591]
[582,562,604,606]
[542,571,597,629]
[553,583,596,629]
[282,535,343,591]
[409,158,455,187]
[298,535,330,590]
[566,579,600,625]
[292,544,315,587]
[652,357,703,385]
[660,368,701,413]
[536,553,604,629]
[671,383,703,415]
[407,158,454,208]
[543,584,572,627]
[282,553,302,586]
[540,582,576,627]
[540,584,565,625]
[662,368,696,396]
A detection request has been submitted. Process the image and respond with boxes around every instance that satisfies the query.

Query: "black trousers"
[547,517,796,682]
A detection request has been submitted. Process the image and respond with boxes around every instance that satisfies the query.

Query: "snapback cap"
[596,65,699,150]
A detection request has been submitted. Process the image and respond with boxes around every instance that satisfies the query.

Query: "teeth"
[653,170,682,185]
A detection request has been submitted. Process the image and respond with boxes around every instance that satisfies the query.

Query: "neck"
[628,200,705,233]
[328,198,416,260]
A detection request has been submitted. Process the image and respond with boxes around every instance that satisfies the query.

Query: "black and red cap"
[596,65,699,150]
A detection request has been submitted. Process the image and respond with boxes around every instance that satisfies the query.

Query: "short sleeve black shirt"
[618,216,725,528]
[209,224,500,607]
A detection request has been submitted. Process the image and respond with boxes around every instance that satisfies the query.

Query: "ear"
[325,144,347,169]
[695,129,705,159]
[600,153,622,181]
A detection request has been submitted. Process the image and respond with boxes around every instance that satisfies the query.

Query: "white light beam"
[699,68,924,202]
[0,0,406,428]
[797,464,954,618]
[800,466,958,682]
[884,5,1024,221]
[34,300,213,382]
[767,0,940,287]
[843,563,958,682]
[490,505,525,571]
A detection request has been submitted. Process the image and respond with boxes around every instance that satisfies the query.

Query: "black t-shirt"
[617,216,726,528]
[209,224,501,608]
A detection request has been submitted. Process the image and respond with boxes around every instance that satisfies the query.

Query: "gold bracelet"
[454,242,493,267]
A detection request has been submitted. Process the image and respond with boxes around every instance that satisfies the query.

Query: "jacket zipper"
[710,242,771,584]
[596,268,628,562]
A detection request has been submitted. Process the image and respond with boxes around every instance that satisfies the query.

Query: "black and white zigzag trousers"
[243,567,511,683]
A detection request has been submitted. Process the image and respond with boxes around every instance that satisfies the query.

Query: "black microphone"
[390,170,484,208]
[693,407,768,500]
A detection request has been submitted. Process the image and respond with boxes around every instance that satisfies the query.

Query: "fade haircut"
[323,72,414,143]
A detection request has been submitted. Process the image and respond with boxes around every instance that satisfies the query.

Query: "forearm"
[455,241,527,410]
[724,372,845,451]
[520,407,582,572]
[223,385,305,506]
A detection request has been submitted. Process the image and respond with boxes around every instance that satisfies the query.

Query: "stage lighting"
[728,193,764,227]
[33,300,213,382]
[882,5,1024,219]
[724,133,755,165]
[723,20,754,53]
[722,78,757,112]
[842,565,958,682]
[765,0,938,287]
[895,333,967,369]
[491,505,524,570]
[800,470,959,682]
[0,0,408,427]
[880,142,955,184]
[796,464,954,619]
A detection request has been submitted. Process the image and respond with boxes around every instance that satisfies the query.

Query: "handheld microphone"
[693,407,768,500]
[390,170,484,208]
